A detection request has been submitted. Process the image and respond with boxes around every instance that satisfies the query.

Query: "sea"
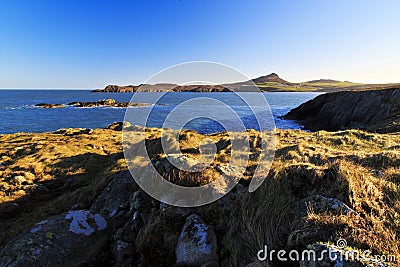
[0,90,321,134]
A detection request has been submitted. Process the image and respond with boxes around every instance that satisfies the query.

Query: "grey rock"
[106,121,132,131]
[176,214,218,267]
[130,190,154,213]
[299,194,356,217]
[0,171,138,266]
[112,240,134,265]
[0,210,109,266]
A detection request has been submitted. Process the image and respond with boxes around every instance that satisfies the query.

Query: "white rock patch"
[65,210,107,236]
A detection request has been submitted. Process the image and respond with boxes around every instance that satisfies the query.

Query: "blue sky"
[0,0,399,88]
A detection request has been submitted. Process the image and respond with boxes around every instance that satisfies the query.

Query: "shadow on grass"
[0,151,124,248]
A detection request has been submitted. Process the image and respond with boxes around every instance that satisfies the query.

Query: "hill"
[92,73,400,93]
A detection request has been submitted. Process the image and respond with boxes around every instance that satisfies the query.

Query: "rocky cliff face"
[92,84,231,93]
[284,88,400,133]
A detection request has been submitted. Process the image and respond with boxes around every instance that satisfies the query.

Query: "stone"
[106,121,132,131]
[0,171,138,266]
[299,194,356,217]
[130,190,154,213]
[0,210,109,266]
[176,214,218,266]
[112,240,134,264]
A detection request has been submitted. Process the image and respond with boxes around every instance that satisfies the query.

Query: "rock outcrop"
[92,84,232,93]
[35,103,66,108]
[105,121,132,131]
[35,99,153,109]
[0,171,136,266]
[175,214,218,266]
[284,88,400,133]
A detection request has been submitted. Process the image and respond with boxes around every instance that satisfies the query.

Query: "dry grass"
[0,129,126,246]
[0,127,399,265]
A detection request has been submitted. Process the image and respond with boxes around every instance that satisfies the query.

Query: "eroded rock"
[35,103,66,109]
[106,121,132,131]
[0,210,109,266]
[176,214,218,266]
[0,171,138,266]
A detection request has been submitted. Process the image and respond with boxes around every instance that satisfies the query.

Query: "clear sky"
[0,0,399,89]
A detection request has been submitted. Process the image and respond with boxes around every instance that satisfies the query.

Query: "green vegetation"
[254,80,366,92]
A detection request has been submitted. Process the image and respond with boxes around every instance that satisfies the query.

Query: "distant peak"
[252,73,287,84]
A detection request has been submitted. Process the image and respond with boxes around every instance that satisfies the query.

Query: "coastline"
[0,87,399,265]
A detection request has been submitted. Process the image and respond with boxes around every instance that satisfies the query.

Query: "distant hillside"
[92,73,400,93]
[251,73,288,84]
[306,79,342,84]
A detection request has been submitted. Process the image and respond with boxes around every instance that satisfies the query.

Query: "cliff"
[284,88,400,133]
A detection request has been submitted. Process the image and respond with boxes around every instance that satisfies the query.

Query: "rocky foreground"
[0,125,399,266]
[284,88,400,133]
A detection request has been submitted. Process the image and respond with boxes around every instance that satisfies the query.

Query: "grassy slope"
[254,81,400,92]
[0,128,399,264]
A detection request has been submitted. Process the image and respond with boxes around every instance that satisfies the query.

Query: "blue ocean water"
[0,90,321,134]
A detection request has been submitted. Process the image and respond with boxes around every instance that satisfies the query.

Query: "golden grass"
[0,127,399,265]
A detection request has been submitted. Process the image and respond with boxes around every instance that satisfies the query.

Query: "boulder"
[0,210,109,266]
[106,121,132,131]
[176,214,218,266]
[0,171,138,266]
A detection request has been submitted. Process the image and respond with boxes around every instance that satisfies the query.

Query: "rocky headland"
[92,73,400,93]
[35,99,154,109]
[285,88,400,133]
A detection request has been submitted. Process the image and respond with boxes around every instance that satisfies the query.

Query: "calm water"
[0,90,321,134]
